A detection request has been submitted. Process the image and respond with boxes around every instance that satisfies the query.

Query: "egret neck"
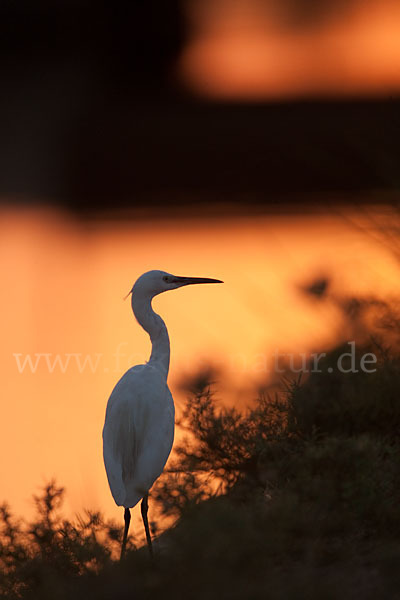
[131,290,170,377]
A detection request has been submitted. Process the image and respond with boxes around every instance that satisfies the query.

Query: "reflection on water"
[1,205,399,526]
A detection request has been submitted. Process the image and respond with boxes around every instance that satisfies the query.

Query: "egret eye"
[163,276,170,282]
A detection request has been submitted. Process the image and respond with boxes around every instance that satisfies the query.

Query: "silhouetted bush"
[2,336,400,599]
[0,482,122,600]
[286,343,400,439]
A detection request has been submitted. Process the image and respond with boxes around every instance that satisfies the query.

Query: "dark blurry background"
[1,0,399,216]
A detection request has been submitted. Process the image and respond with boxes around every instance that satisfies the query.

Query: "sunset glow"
[1,206,400,534]
[180,0,400,99]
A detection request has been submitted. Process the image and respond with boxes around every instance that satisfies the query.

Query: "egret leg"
[141,494,154,559]
[120,507,131,561]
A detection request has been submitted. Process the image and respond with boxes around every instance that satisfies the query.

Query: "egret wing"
[102,364,174,508]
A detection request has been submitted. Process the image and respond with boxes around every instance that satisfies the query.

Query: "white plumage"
[103,364,174,509]
[102,270,222,558]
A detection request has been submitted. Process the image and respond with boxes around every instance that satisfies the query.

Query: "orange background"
[1,205,399,532]
[181,0,400,99]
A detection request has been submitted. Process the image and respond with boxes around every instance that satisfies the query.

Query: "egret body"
[102,270,222,558]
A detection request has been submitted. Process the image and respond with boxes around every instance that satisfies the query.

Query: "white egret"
[102,270,222,559]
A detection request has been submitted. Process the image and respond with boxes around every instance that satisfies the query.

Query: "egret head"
[129,270,223,299]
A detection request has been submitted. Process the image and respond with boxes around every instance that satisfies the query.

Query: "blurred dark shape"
[0,0,186,207]
[341,297,363,320]
[176,365,220,397]
[0,1,185,90]
[61,99,400,215]
[299,275,400,351]
[342,204,400,264]
[336,296,400,351]
[0,3,399,213]
[375,300,400,333]
[276,0,359,28]
[300,276,330,298]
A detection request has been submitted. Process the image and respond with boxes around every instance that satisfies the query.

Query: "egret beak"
[123,289,133,301]
[173,276,223,286]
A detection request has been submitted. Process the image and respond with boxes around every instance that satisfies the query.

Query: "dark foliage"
[2,335,400,598]
[0,482,122,600]
[286,344,400,439]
